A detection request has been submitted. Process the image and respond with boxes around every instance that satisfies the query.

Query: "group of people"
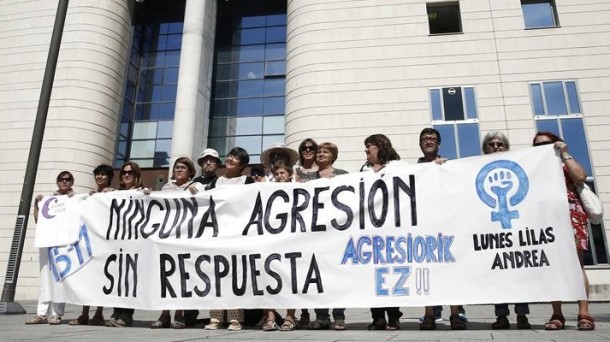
[26,129,596,332]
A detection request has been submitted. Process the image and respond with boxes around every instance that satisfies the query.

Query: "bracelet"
[561,155,573,161]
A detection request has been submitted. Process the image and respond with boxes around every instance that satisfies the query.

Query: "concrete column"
[171,0,217,164]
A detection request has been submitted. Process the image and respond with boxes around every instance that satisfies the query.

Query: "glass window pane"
[209,118,232,137]
[267,14,287,26]
[236,98,264,116]
[215,81,238,99]
[239,45,265,62]
[427,3,462,34]
[264,97,285,115]
[166,34,182,50]
[263,116,284,134]
[238,28,266,45]
[239,62,264,80]
[265,43,286,61]
[238,80,264,98]
[164,68,179,84]
[234,117,263,135]
[264,78,285,96]
[133,122,157,139]
[215,64,233,81]
[457,123,481,158]
[443,87,465,121]
[130,140,156,158]
[430,89,442,121]
[212,99,237,117]
[566,81,581,114]
[154,35,167,51]
[530,83,545,115]
[543,81,568,115]
[234,135,262,156]
[120,123,130,137]
[434,125,457,160]
[241,16,266,28]
[157,121,173,139]
[161,85,177,101]
[266,26,286,43]
[265,61,286,76]
[136,159,154,168]
[464,87,478,119]
[561,117,592,175]
[522,2,556,28]
[535,118,560,136]
[262,135,284,152]
[168,22,183,34]
[165,50,180,67]
[158,103,175,120]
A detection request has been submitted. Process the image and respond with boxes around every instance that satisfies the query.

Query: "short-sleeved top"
[162,180,205,192]
[214,175,254,187]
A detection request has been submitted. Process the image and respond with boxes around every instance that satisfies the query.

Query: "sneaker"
[204,318,220,330]
[227,319,241,331]
[26,315,48,325]
[48,315,62,325]
[419,314,443,322]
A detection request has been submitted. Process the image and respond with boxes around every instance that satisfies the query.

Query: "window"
[115,1,186,169]
[427,2,462,34]
[521,0,558,29]
[430,86,480,159]
[529,80,608,265]
[209,2,287,163]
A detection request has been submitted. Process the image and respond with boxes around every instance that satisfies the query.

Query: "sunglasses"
[301,146,315,152]
[251,172,265,178]
[487,141,505,149]
[57,177,72,183]
[121,170,136,176]
[533,140,554,147]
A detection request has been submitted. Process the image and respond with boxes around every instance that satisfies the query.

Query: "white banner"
[35,193,87,248]
[38,146,586,310]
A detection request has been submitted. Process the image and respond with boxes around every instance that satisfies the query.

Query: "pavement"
[0,301,609,341]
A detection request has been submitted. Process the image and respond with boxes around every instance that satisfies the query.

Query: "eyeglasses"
[301,146,315,152]
[121,170,135,177]
[57,177,72,183]
[174,165,188,170]
[251,173,264,178]
[420,137,438,143]
[533,140,554,147]
[487,141,506,149]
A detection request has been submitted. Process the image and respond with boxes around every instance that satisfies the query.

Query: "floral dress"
[564,166,589,250]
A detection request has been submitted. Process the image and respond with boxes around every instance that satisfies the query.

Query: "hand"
[35,194,43,202]
[89,190,96,196]
[188,185,199,195]
[142,187,151,195]
[102,187,115,193]
[554,141,569,154]
[434,158,448,165]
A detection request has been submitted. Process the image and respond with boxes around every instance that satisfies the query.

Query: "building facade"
[1,0,609,300]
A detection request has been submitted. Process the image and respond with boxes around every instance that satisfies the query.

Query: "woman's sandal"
[544,314,565,330]
[577,314,595,331]
[150,320,171,329]
[280,317,297,331]
[69,315,89,326]
[367,318,387,330]
[262,319,279,331]
[449,314,466,330]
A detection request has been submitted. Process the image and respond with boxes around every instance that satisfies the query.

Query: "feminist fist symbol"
[476,160,529,229]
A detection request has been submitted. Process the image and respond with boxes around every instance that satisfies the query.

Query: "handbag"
[577,183,603,225]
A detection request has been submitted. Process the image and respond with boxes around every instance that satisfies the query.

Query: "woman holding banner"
[294,138,319,182]
[204,147,253,331]
[26,171,76,325]
[533,131,595,331]
[105,161,148,328]
[360,134,405,331]
[482,131,531,330]
[69,164,114,326]
[150,157,204,329]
